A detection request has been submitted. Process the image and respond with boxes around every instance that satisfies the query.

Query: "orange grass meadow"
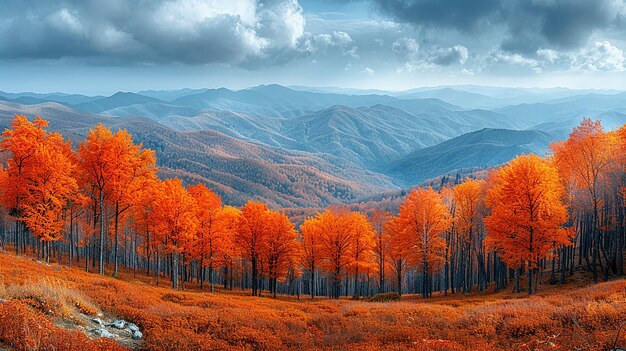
[0,251,625,351]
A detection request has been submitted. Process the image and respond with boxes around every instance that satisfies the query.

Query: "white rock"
[91,328,115,339]
[128,323,139,332]
[91,317,103,325]
[0,298,7,303]
[132,330,143,340]
[109,319,126,329]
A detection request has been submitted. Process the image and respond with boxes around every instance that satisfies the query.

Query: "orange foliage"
[151,178,199,289]
[485,154,573,294]
[391,187,451,276]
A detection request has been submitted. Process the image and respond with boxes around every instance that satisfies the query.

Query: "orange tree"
[151,178,198,290]
[485,154,572,294]
[370,209,392,293]
[0,115,48,254]
[452,178,486,292]
[346,211,375,298]
[188,183,224,291]
[235,200,270,296]
[390,187,451,298]
[550,118,618,282]
[262,210,298,298]
[299,214,323,298]
[0,115,78,261]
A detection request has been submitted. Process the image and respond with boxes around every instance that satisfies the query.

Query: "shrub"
[368,292,401,302]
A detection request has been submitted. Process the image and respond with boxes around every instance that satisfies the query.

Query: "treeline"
[0,116,624,297]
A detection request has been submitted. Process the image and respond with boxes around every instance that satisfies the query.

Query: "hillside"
[0,101,395,207]
[388,128,556,185]
[1,251,624,351]
[2,85,626,208]
[497,92,626,129]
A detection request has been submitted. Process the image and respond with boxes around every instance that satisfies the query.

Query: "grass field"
[0,251,625,351]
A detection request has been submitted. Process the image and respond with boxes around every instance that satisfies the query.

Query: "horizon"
[1,82,625,97]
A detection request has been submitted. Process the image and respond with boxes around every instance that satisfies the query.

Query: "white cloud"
[343,46,359,59]
[432,45,468,65]
[488,51,541,72]
[536,48,559,63]
[392,37,419,60]
[361,67,375,76]
[574,40,625,71]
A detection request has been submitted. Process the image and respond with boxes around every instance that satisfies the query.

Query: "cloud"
[574,40,625,71]
[392,38,468,70]
[484,40,625,74]
[361,67,375,76]
[392,37,419,61]
[432,45,468,65]
[373,0,626,54]
[302,31,353,53]
[0,0,305,66]
[373,0,502,32]
[488,51,541,72]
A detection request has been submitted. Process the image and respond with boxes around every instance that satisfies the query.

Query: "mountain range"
[0,84,624,208]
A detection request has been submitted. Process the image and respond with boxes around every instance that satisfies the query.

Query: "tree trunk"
[171,251,179,290]
[114,202,119,277]
[527,267,533,295]
[99,190,105,275]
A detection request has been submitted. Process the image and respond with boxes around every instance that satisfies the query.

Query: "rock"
[127,323,139,332]
[91,328,115,339]
[132,330,143,340]
[0,298,7,303]
[109,319,126,329]
[91,317,103,326]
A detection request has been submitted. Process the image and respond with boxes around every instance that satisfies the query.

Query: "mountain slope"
[498,92,626,128]
[388,128,556,185]
[281,104,520,170]
[0,101,395,207]
[398,87,502,109]
[74,92,166,114]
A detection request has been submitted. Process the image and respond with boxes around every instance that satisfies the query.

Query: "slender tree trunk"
[172,251,179,290]
[210,262,215,293]
[310,269,315,299]
[527,266,533,295]
[99,190,105,275]
[114,202,120,277]
[14,219,19,255]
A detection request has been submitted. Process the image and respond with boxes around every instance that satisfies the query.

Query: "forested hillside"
[1,115,623,299]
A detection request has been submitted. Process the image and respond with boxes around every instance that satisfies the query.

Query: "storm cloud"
[0,0,305,65]
[372,0,626,53]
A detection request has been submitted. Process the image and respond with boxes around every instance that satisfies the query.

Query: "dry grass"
[5,277,100,317]
[0,300,125,351]
[0,251,625,350]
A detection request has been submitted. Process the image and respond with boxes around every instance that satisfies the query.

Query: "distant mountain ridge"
[1,84,625,208]
[387,128,557,185]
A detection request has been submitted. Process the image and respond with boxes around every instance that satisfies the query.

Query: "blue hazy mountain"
[387,128,558,185]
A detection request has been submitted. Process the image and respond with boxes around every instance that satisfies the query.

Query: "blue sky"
[1,0,625,94]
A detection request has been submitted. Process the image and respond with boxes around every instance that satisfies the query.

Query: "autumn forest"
[1,114,623,303]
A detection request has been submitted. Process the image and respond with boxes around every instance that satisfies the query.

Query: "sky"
[1,0,626,94]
